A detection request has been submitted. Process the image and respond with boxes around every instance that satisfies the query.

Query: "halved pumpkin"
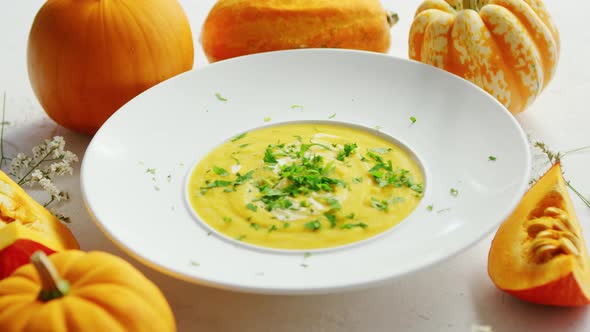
[0,170,78,278]
[488,163,590,306]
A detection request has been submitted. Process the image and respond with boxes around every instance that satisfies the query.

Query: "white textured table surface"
[1,1,589,331]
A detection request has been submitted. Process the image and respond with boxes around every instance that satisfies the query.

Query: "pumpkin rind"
[409,0,559,114]
[27,0,194,135]
[0,250,175,332]
[201,0,393,62]
[0,239,55,279]
[488,163,590,306]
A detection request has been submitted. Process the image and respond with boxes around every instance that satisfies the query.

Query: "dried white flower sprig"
[1,92,79,218]
[531,140,590,209]
[9,136,78,206]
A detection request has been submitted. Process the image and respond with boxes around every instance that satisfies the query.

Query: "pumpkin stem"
[462,0,484,11]
[387,11,399,28]
[30,251,70,302]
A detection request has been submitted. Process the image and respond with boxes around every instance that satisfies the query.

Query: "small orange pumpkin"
[488,163,590,306]
[201,0,398,63]
[0,251,175,331]
[409,0,559,114]
[28,0,194,135]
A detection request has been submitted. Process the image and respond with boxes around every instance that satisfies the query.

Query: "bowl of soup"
[81,49,530,294]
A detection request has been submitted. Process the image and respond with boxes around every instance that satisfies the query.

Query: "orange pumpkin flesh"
[488,163,590,306]
[201,0,396,63]
[0,170,78,279]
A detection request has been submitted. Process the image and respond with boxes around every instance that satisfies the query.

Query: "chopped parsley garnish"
[489,155,497,161]
[223,216,232,223]
[239,143,251,148]
[236,235,246,241]
[231,132,247,142]
[410,184,424,194]
[146,168,156,175]
[345,213,355,219]
[365,152,423,195]
[341,222,368,229]
[263,147,278,164]
[264,117,271,122]
[352,177,363,184]
[246,203,258,212]
[283,222,290,228]
[250,223,260,230]
[326,198,342,210]
[450,188,459,197]
[410,116,417,124]
[201,170,254,192]
[190,261,200,267]
[234,170,254,185]
[254,144,348,212]
[370,197,389,211]
[202,180,232,189]
[215,92,228,101]
[268,225,278,233]
[336,143,358,161]
[323,212,337,228]
[427,205,433,212]
[328,113,336,119]
[291,104,304,110]
[213,166,228,176]
[304,252,312,258]
[304,220,321,231]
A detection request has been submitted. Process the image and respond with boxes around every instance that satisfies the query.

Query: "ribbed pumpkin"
[201,0,398,63]
[488,163,590,306]
[0,251,175,331]
[28,0,194,135]
[409,0,559,114]
[0,170,78,279]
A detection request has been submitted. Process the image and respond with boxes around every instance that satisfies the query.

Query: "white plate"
[81,49,530,294]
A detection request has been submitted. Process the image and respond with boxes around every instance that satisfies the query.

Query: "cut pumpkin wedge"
[488,163,590,306]
[0,170,78,278]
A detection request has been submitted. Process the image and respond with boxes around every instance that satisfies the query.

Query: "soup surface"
[188,123,424,250]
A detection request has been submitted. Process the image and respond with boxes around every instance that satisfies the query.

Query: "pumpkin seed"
[544,206,566,217]
[559,237,580,256]
[530,238,559,251]
[526,206,583,263]
[524,218,551,236]
[562,232,582,249]
[536,229,561,240]
[533,243,560,263]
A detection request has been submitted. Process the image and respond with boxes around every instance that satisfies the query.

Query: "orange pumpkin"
[488,163,590,306]
[28,0,194,135]
[201,0,398,63]
[409,0,559,114]
[0,251,175,331]
[0,170,78,279]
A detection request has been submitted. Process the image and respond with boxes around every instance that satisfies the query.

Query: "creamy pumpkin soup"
[188,123,424,250]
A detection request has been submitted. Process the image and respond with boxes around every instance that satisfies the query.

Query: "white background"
[1,1,589,331]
